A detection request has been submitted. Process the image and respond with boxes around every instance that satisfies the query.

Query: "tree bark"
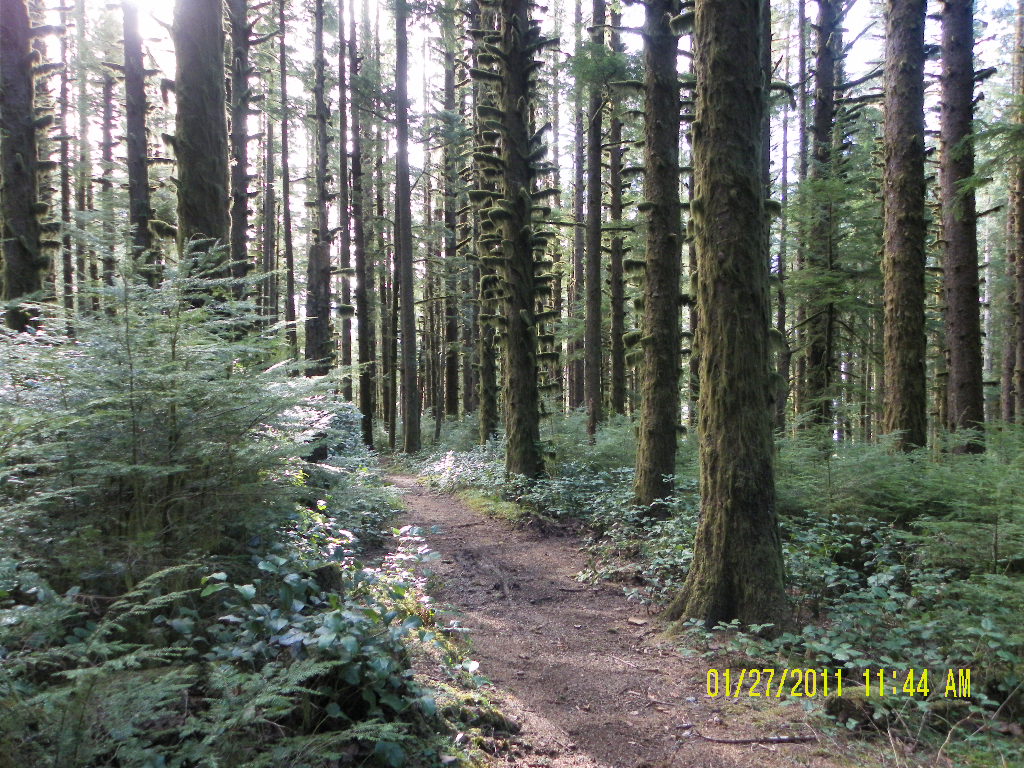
[775,34,792,432]
[0,0,43,330]
[1011,0,1024,421]
[669,0,787,632]
[350,4,374,445]
[584,0,606,437]
[100,73,115,290]
[569,0,585,410]
[262,119,278,325]
[472,0,499,444]
[881,0,928,449]
[172,0,229,253]
[304,0,334,376]
[228,0,252,292]
[633,0,681,510]
[338,0,353,400]
[940,0,985,451]
[443,50,460,419]
[279,0,297,358]
[804,0,841,428]
[123,1,155,283]
[395,0,421,452]
[495,0,545,478]
[57,4,74,323]
[608,10,626,417]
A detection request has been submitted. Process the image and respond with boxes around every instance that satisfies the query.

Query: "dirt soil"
[390,474,893,768]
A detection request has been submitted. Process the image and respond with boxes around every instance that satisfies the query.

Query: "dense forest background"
[2,0,1024,765]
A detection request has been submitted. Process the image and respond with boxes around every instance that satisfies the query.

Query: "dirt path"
[390,475,878,768]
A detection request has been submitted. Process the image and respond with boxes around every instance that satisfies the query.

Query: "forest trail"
[389,475,870,768]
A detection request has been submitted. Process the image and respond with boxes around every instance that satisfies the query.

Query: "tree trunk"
[0,0,43,330]
[228,0,252,291]
[881,0,928,450]
[100,73,116,289]
[633,0,681,510]
[669,0,787,633]
[584,0,606,437]
[549,30,565,410]
[472,0,499,444]
[940,0,985,451]
[1011,0,1024,421]
[794,0,809,413]
[279,0,297,358]
[569,0,585,410]
[775,35,792,432]
[443,50,460,419]
[395,0,421,452]
[123,1,155,283]
[262,119,278,325]
[172,0,229,253]
[804,0,841,428]
[304,0,334,376]
[608,10,626,417]
[350,4,374,445]
[73,0,92,309]
[57,4,73,322]
[338,0,353,400]
[495,0,546,478]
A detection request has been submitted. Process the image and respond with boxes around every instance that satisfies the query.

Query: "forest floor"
[389,474,903,768]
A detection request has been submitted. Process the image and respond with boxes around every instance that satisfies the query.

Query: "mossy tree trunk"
[73,0,94,308]
[1010,0,1024,421]
[569,0,585,411]
[278,0,298,358]
[471,0,500,444]
[472,0,551,478]
[775,41,792,432]
[262,120,277,324]
[0,0,44,330]
[881,0,928,450]
[350,5,374,446]
[608,10,626,417]
[395,0,421,452]
[668,0,787,632]
[100,73,116,290]
[940,0,984,451]
[228,0,252,293]
[633,0,681,510]
[804,0,841,428]
[123,1,155,283]
[337,0,353,400]
[793,0,809,415]
[304,0,334,376]
[58,4,73,320]
[172,0,229,254]
[442,49,461,419]
[584,0,605,438]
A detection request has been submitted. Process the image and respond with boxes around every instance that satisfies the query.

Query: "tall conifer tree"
[881,0,928,449]
[669,0,787,630]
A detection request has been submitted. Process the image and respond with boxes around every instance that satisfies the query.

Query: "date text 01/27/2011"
[705,668,972,699]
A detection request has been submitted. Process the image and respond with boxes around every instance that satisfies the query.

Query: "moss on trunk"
[940,0,985,451]
[172,0,229,253]
[633,0,681,510]
[881,0,928,449]
[1,0,44,330]
[668,0,787,633]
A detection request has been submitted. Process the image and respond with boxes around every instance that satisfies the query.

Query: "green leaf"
[375,741,406,767]
[236,584,257,600]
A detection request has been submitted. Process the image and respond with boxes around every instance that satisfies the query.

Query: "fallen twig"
[693,730,817,745]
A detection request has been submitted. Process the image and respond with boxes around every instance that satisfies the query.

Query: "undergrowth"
[419,413,1024,764]
[0,268,485,768]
